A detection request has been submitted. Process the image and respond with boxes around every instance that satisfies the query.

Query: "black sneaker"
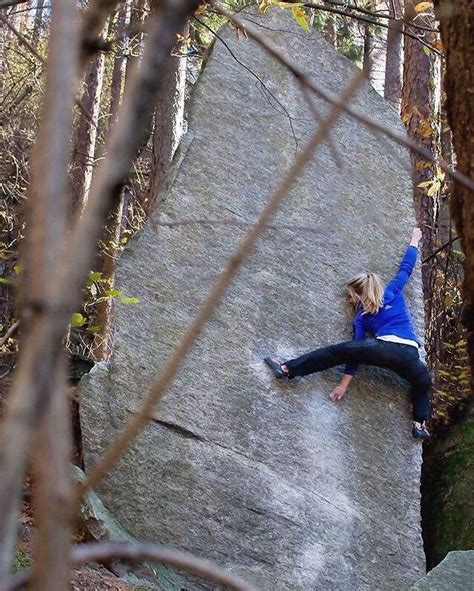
[264,357,289,379]
[412,422,430,440]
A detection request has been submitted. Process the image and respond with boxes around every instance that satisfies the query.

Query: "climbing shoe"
[264,357,289,379]
[412,422,430,440]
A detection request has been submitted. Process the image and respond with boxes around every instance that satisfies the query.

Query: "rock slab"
[412,551,474,590]
[81,8,425,590]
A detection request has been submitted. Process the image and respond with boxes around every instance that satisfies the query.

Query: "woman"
[264,227,431,439]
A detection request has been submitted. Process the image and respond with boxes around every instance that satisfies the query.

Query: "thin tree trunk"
[384,0,403,110]
[434,0,474,392]
[323,1,337,47]
[71,51,106,212]
[147,28,187,206]
[92,3,130,361]
[362,1,375,78]
[31,0,45,47]
[401,0,441,325]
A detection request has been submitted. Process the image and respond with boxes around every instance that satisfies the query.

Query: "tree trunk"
[147,30,187,207]
[323,2,337,47]
[71,52,106,212]
[362,1,375,78]
[401,0,441,329]
[31,0,45,48]
[434,0,474,392]
[92,5,130,361]
[384,0,403,110]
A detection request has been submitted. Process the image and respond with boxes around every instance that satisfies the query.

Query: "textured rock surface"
[412,551,474,590]
[73,465,181,589]
[81,8,425,590]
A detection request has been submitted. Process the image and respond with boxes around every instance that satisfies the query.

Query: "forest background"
[0,0,473,589]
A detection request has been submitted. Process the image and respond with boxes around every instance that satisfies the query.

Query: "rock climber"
[264,227,432,440]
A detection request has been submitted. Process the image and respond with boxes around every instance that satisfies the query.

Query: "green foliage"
[13,547,31,573]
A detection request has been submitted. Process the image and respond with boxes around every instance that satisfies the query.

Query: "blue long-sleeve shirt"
[344,245,420,375]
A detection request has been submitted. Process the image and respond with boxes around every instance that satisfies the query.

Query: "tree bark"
[362,1,375,78]
[384,0,403,110]
[71,52,106,212]
[323,1,337,47]
[147,29,187,206]
[434,0,474,392]
[92,4,130,361]
[401,0,441,325]
[31,0,45,47]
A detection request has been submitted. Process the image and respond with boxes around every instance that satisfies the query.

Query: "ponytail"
[347,272,384,315]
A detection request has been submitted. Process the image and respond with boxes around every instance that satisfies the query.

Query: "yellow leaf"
[291,5,310,31]
[414,2,433,13]
[259,0,272,13]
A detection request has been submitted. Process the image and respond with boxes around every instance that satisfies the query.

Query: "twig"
[0,14,97,129]
[79,69,367,496]
[1,541,257,591]
[0,321,19,348]
[0,0,27,8]
[212,3,474,193]
[306,0,439,32]
[422,235,460,264]
[300,83,342,167]
[285,1,442,53]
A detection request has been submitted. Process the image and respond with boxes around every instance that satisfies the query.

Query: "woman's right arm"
[386,227,421,294]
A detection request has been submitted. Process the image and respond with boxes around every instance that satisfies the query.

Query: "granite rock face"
[412,551,474,590]
[81,8,425,590]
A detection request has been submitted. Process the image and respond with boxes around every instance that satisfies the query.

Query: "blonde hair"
[346,272,384,315]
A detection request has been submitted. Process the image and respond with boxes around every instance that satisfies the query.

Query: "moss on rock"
[422,403,474,568]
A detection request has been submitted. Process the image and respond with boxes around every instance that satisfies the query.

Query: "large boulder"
[81,7,425,590]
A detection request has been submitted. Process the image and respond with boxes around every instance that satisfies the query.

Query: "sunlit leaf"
[291,5,310,31]
[89,271,103,282]
[120,296,140,304]
[70,313,86,327]
[86,325,101,334]
[414,2,433,13]
[105,288,121,298]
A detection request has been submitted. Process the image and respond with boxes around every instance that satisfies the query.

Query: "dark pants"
[284,338,432,422]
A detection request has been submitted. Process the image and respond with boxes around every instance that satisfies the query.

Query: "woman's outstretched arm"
[386,227,422,294]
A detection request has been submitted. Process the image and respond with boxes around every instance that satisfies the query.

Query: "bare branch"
[79,70,367,496]
[304,0,439,32]
[2,541,257,591]
[212,3,474,193]
[0,321,19,348]
[0,0,27,8]
[0,14,97,128]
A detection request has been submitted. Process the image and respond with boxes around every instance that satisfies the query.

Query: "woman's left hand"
[330,385,347,401]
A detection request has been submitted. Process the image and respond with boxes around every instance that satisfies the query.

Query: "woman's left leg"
[283,338,388,377]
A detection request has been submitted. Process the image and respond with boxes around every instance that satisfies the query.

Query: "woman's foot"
[412,421,430,440]
[264,357,289,379]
